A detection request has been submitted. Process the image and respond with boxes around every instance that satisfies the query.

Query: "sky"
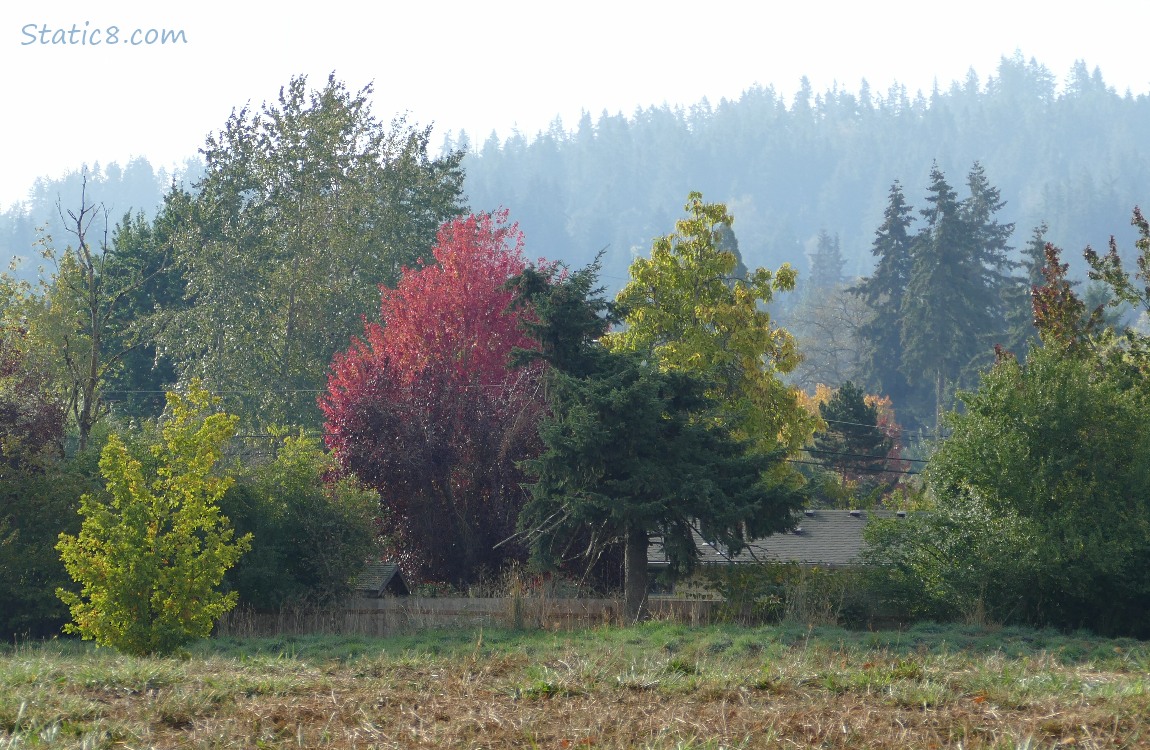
[2,0,1148,208]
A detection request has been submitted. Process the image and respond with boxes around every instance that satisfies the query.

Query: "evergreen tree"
[812,381,892,479]
[1002,223,1049,357]
[714,222,749,280]
[101,188,195,421]
[963,162,1015,282]
[806,230,845,294]
[854,182,916,411]
[513,263,801,623]
[901,164,988,434]
[960,161,1017,373]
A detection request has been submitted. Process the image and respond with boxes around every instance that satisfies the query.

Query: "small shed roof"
[649,509,905,569]
[353,561,410,597]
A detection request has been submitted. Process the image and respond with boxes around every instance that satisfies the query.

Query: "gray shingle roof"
[648,509,905,568]
[353,561,410,596]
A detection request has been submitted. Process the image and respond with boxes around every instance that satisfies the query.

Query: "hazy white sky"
[2,0,1147,208]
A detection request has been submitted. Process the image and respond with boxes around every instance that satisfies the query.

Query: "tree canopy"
[852,164,1017,431]
[607,192,814,458]
[219,431,379,609]
[167,74,465,426]
[854,181,915,407]
[56,384,250,655]
[870,209,1150,635]
[514,260,803,621]
[322,212,542,584]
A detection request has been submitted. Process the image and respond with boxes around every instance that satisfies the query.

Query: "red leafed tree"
[321,211,545,584]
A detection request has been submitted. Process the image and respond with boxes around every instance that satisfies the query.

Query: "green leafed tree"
[870,212,1150,635]
[56,383,251,655]
[0,323,86,640]
[168,74,465,426]
[863,494,1043,624]
[922,341,1150,634]
[512,261,803,623]
[25,177,178,450]
[607,192,814,461]
[99,189,198,421]
[1083,206,1150,352]
[220,431,379,609]
[1000,223,1049,357]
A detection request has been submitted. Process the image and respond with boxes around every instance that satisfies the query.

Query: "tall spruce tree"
[960,161,1017,375]
[714,222,749,281]
[791,231,862,390]
[901,164,988,435]
[806,230,845,294]
[963,162,1015,282]
[854,182,915,412]
[1002,223,1049,357]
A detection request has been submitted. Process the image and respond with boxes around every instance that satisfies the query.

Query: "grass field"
[2,622,1148,748]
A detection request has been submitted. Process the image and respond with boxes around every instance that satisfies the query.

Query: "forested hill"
[460,54,1150,290]
[3,54,1148,289]
[0,157,205,281]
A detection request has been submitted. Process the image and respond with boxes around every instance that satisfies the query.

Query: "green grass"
[1,622,1147,748]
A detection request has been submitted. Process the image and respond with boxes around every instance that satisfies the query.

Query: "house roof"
[648,509,906,569]
[353,561,410,596]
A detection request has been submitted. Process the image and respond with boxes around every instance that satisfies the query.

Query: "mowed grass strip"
[1,622,1147,749]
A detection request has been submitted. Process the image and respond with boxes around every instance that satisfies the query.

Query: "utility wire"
[803,447,928,464]
[785,457,920,476]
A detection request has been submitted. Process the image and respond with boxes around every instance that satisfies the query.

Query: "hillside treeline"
[6,54,1147,293]
[460,53,1150,288]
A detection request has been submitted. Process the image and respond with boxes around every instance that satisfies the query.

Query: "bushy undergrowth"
[700,562,897,629]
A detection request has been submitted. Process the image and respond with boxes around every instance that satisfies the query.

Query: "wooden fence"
[214,596,717,637]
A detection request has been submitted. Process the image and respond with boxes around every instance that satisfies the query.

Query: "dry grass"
[2,623,1147,748]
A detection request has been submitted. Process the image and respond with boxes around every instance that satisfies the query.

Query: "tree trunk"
[624,524,650,623]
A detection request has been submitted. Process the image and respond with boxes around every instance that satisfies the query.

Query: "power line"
[101,382,523,396]
[785,457,920,476]
[803,446,928,464]
[819,415,948,438]
[819,416,899,430]
[102,389,325,395]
